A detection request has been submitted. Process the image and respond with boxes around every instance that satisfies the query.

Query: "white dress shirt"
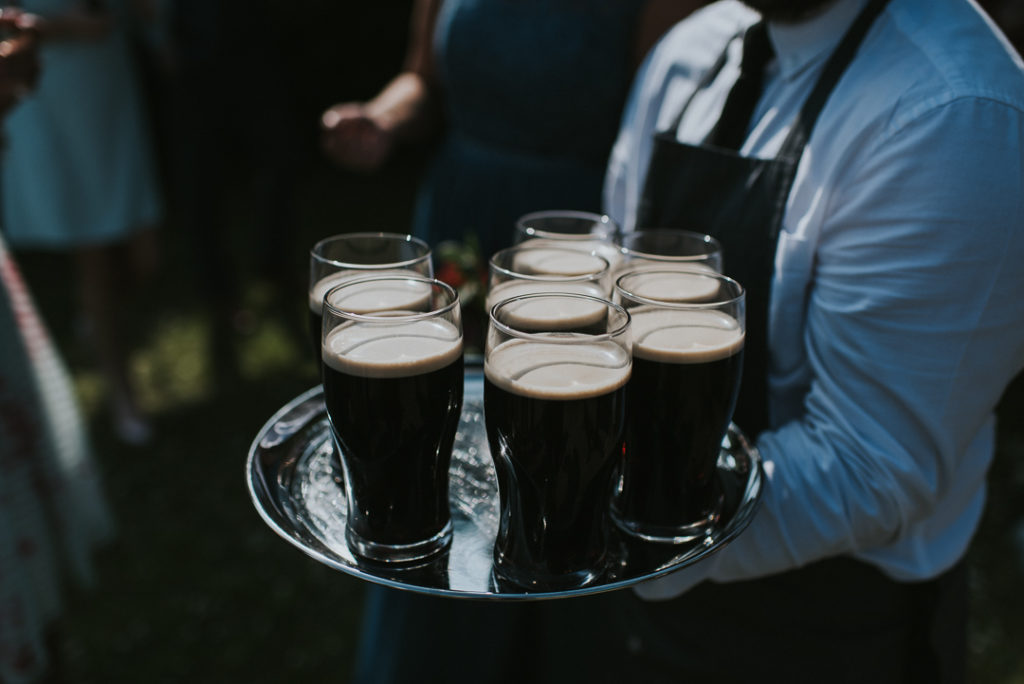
[603,0,1024,597]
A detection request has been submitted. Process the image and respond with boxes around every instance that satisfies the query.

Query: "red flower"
[437,261,466,288]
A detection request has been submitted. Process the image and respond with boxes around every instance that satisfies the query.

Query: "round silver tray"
[246,368,763,601]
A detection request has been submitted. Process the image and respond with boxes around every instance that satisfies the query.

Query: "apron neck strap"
[778,0,892,159]
[670,0,892,156]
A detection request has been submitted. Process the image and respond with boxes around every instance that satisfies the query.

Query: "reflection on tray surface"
[247,387,762,600]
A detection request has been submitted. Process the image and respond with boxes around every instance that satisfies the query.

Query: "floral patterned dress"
[0,233,114,683]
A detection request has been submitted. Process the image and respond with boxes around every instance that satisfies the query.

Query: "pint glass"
[309,233,432,364]
[485,293,631,589]
[486,244,611,314]
[513,210,622,271]
[616,228,723,277]
[321,276,463,562]
[612,270,745,542]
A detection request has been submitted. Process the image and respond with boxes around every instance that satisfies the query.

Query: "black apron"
[638,0,887,437]
[533,1,967,682]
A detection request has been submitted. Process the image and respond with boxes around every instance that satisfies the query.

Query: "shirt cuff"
[631,548,723,600]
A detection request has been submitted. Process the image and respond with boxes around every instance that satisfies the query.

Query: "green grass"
[53,309,369,682]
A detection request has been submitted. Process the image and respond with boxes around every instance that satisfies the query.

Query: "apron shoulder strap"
[778,0,892,160]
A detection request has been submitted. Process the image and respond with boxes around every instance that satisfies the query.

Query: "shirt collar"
[765,0,872,81]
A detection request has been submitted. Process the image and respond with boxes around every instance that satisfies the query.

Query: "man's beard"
[742,0,838,22]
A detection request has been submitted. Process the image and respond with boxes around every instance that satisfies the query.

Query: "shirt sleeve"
[635,96,1024,599]
[603,30,672,234]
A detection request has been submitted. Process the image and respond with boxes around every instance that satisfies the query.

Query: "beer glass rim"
[489,245,611,283]
[488,292,631,342]
[618,228,723,259]
[310,232,432,270]
[514,210,619,240]
[322,275,460,323]
[614,269,745,310]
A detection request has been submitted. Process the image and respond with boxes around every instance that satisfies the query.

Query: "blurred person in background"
[0,9,38,114]
[320,0,708,262]
[1,9,114,682]
[0,0,163,446]
[320,2,709,682]
[164,0,304,358]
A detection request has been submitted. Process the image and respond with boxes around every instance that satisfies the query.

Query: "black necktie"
[707,21,775,151]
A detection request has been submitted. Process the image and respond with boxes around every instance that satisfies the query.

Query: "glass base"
[346,520,453,564]
[490,561,604,593]
[610,494,724,544]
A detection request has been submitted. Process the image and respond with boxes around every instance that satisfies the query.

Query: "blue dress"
[412,0,642,260]
[1,0,162,249]
[353,3,644,683]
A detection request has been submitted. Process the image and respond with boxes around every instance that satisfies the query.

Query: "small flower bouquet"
[434,236,488,357]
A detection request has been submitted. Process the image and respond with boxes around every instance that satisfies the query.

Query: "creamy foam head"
[518,237,623,271]
[323,318,462,378]
[616,270,722,304]
[316,273,433,315]
[309,269,428,313]
[508,248,607,277]
[485,280,606,316]
[485,337,631,400]
[631,307,744,364]
[494,293,610,332]
[612,262,717,293]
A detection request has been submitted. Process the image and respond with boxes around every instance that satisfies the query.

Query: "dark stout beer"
[322,317,463,559]
[612,307,744,540]
[484,338,630,589]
